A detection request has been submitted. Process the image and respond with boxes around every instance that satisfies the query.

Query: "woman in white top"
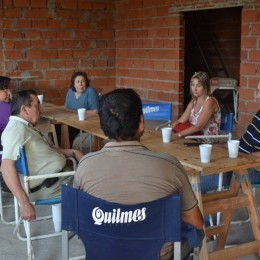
[171,71,221,140]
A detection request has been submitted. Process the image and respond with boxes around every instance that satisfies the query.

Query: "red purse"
[172,122,192,133]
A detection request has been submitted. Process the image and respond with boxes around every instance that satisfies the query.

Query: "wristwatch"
[72,150,76,157]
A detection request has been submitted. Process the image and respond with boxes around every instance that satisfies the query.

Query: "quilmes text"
[92,207,146,225]
[142,105,160,114]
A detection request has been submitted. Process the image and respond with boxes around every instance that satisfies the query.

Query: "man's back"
[74,141,197,211]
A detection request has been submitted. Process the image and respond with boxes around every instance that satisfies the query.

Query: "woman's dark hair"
[11,89,37,116]
[99,88,143,141]
[70,72,90,92]
[0,76,11,90]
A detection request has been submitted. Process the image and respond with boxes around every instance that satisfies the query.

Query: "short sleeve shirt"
[74,141,198,211]
[1,116,66,187]
[65,86,100,111]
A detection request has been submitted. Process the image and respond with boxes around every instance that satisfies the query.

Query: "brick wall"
[0,0,259,123]
[115,0,260,122]
[0,0,116,105]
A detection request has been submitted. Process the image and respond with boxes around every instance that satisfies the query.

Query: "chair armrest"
[67,156,77,171]
[25,171,75,182]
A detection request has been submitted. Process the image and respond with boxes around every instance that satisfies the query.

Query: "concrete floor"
[1,189,260,260]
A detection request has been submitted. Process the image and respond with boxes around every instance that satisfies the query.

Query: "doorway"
[183,7,242,111]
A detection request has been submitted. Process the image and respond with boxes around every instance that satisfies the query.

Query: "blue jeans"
[247,168,260,185]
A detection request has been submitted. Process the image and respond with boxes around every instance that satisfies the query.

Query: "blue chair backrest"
[15,146,29,176]
[142,102,172,121]
[220,112,233,132]
[62,185,181,260]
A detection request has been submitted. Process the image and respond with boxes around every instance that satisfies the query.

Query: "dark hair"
[70,71,90,91]
[0,76,11,90]
[190,71,211,97]
[99,88,143,141]
[11,89,37,116]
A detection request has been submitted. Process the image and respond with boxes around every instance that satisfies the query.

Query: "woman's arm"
[171,101,193,128]
[175,98,218,137]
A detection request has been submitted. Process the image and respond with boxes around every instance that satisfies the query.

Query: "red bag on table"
[172,122,193,133]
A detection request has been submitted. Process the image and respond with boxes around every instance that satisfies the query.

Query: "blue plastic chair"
[61,185,203,260]
[14,145,76,260]
[142,102,172,130]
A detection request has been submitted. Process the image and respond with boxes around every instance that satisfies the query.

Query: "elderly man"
[1,89,83,221]
[74,88,204,259]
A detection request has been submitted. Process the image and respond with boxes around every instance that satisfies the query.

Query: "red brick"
[58,50,73,58]
[26,9,50,19]
[60,0,77,9]
[30,0,47,8]
[240,63,257,75]
[13,0,30,7]
[42,31,56,38]
[78,0,92,10]
[241,37,257,48]
[48,40,63,49]
[15,40,31,49]
[5,50,23,59]
[42,50,58,59]
[4,40,15,48]
[3,19,13,28]
[3,29,22,38]
[17,61,34,70]
[57,30,71,39]
[73,50,88,58]
[48,20,63,29]
[239,88,255,100]
[26,50,43,59]
[64,20,78,29]
[63,40,79,49]
[242,10,258,23]
[32,20,48,28]
[31,40,46,49]
[36,61,50,69]
[17,20,31,28]
[250,50,260,61]
[25,30,41,38]
[3,8,20,17]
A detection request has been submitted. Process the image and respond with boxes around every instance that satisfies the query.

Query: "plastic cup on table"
[227,140,240,158]
[37,95,44,105]
[77,108,86,121]
[199,144,212,163]
[161,127,172,143]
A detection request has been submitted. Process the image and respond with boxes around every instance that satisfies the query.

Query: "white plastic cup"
[199,144,212,163]
[77,108,86,121]
[227,140,240,158]
[37,95,44,104]
[52,204,61,232]
[161,127,172,143]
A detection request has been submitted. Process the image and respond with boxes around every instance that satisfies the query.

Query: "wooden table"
[42,103,260,259]
[142,131,260,259]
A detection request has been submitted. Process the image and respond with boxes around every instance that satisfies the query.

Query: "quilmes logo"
[92,207,146,225]
[142,105,160,114]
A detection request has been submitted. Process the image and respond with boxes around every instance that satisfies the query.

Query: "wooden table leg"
[239,169,260,256]
[188,172,208,260]
[60,124,70,149]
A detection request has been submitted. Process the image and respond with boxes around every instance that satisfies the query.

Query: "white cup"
[161,127,172,143]
[199,144,212,163]
[37,94,44,104]
[227,140,240,158]
[77,108,86,121]
[52,203,61,232]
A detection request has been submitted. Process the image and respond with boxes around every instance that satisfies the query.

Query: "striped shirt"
[239,110,260,154]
